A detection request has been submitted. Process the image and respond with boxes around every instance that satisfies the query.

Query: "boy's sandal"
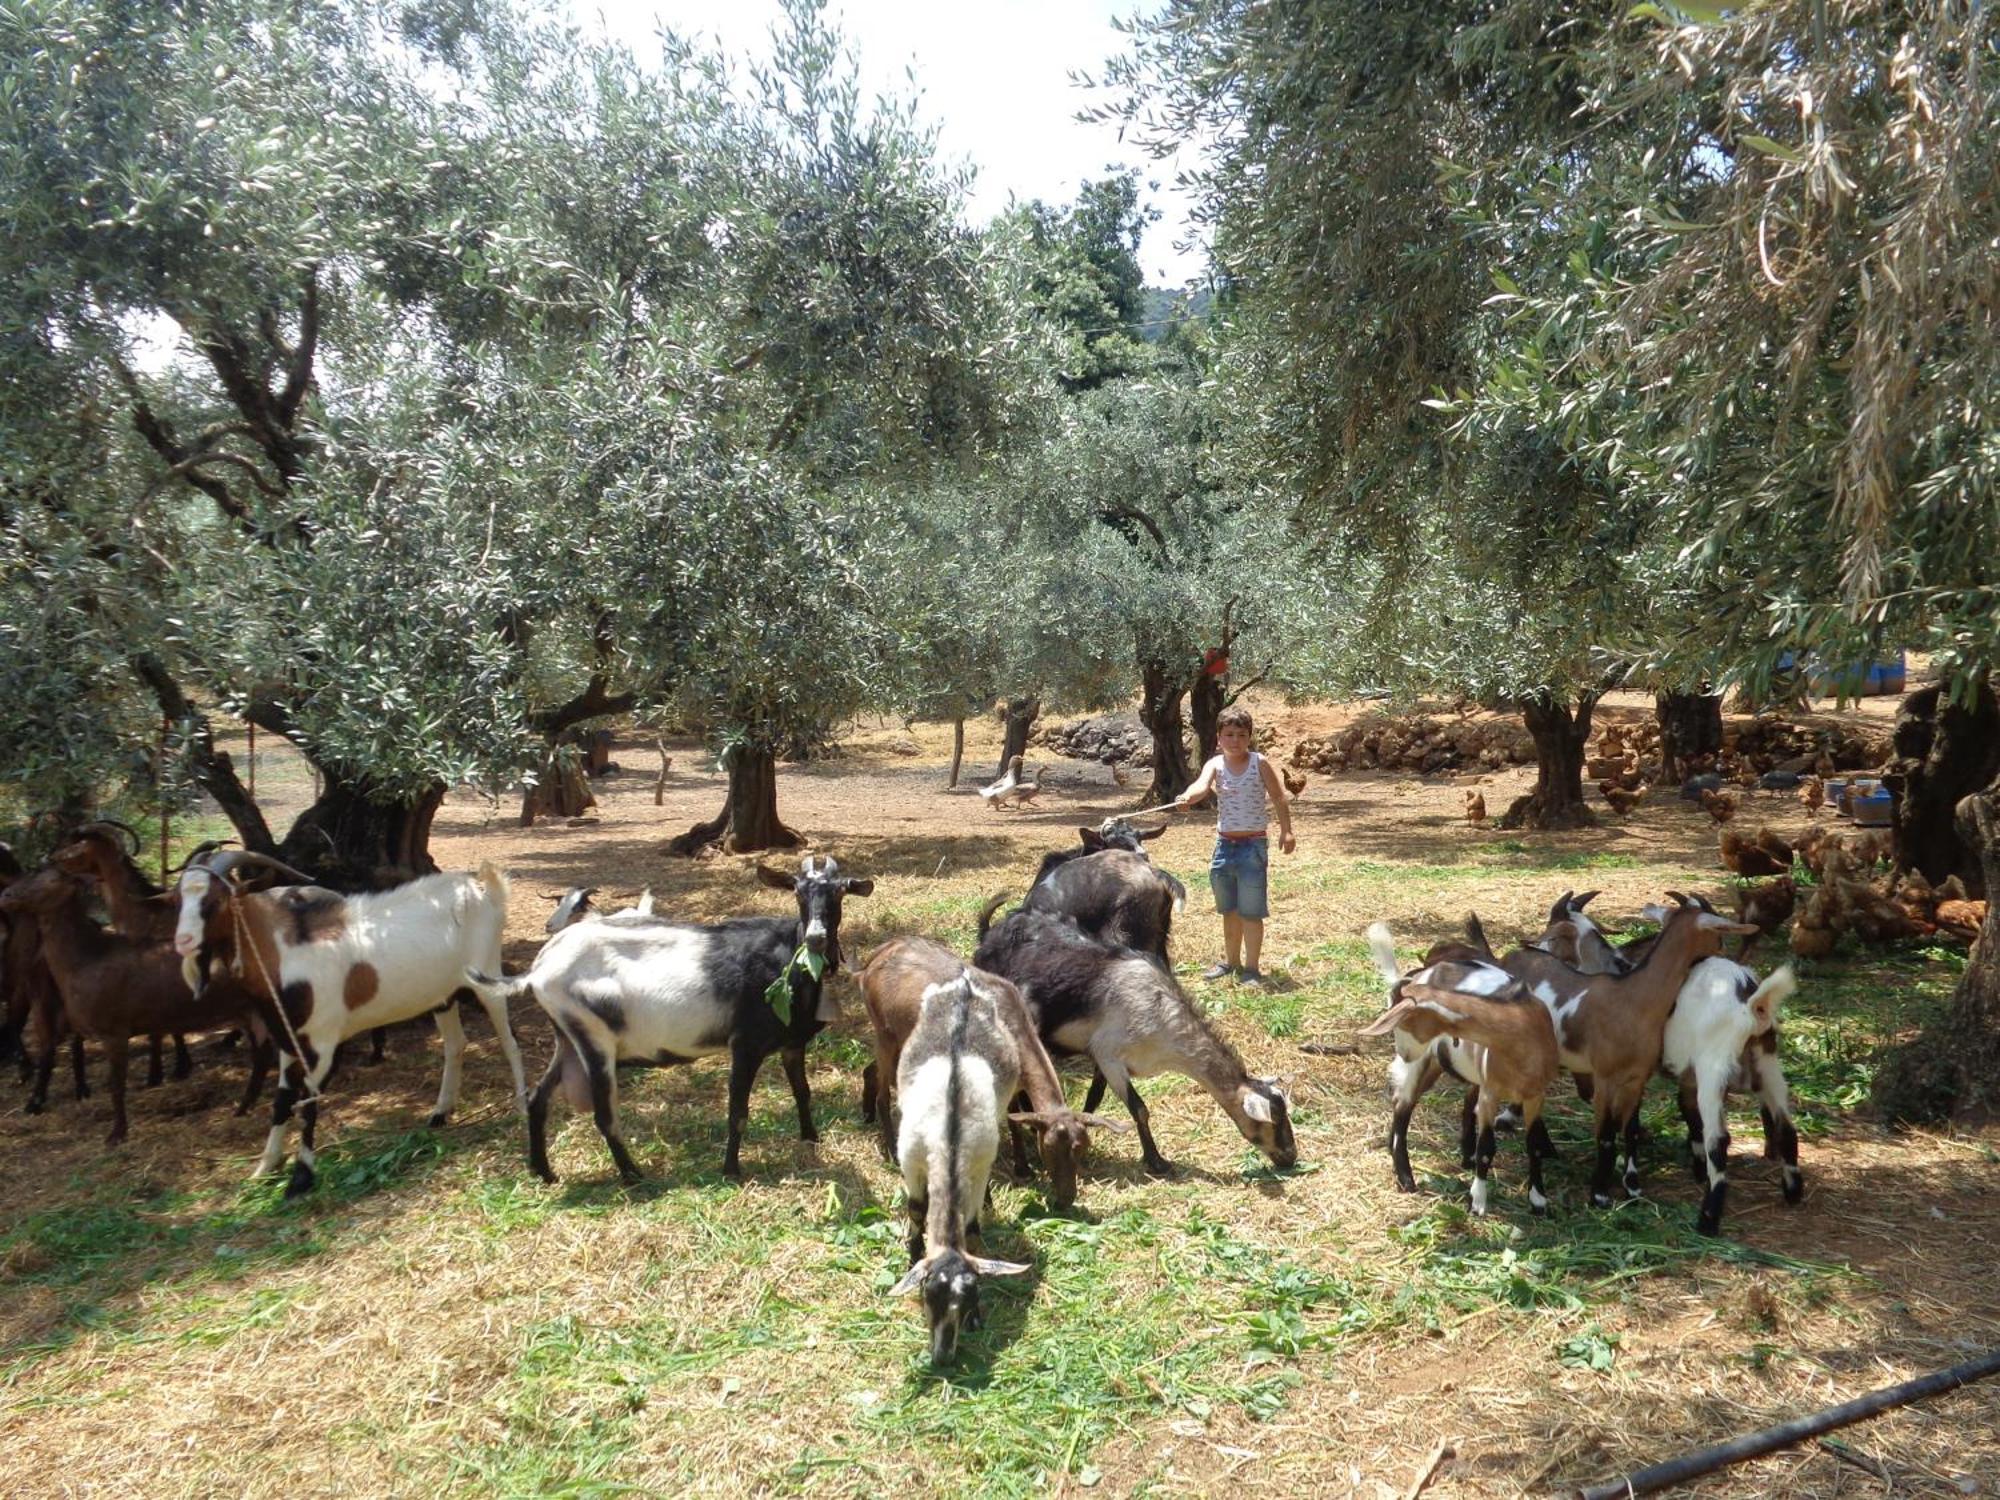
[1200,962,1235,981]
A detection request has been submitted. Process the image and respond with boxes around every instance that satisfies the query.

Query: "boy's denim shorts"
[1209,836,1270,920]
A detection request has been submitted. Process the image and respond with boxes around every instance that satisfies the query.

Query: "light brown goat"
[1362,927,1561,1216]
[858,936,1123,1208]
[1504,895,1757,1207]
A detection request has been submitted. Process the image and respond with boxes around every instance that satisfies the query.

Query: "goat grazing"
[974,903,1294,1176]
[468,855,871,1182]
[1364,924,1560,1215]
[858,936,1122,1207]
[174,851,528,1195]
[889,972,1034,1364]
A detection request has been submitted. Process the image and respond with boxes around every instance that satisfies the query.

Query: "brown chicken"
[1936,899,1989,940]
[1719,827,1789,878]
[1600,781,1646,815]
[1797,775,1824,816]
[1464,790,1487,826]
[1699,788,1738,825]
[1110,762,1131,789]
[1734,876,1797,955]
[1282,768,1308,798]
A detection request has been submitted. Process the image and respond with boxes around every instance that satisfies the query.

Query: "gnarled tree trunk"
[1873,774,2000,1124]
[1655,689,1723,784]
[997,697,1039,777]
[668,745,801,856]
[1888,680,1999,890]
[520,749,597,825]
[1500,692,1597,830]
[278,776,445,889]
[1191,669,1226,768]
[1140,658,1195,804]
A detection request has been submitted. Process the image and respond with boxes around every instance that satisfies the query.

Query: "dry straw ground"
[3,695,1996,1498]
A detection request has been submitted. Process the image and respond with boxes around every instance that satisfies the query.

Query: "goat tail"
[1359,982,1544,1059]
[463,966,528,1011]
[1365,921,1402,990]
[976,891,1009,940]
[1745,964,1797,1032]
[475,860,511,907]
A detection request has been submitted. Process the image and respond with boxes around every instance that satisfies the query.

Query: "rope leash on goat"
[228,887,323,1103]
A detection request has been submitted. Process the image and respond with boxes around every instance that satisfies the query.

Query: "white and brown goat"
[173,851,528,1195]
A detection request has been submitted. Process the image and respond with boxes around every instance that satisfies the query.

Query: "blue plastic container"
[1851,789,1894,827]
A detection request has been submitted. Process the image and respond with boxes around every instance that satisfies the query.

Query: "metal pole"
[1575,1346,2000,1499]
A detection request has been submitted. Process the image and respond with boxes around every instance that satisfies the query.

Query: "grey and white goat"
[890,971,1032,1365]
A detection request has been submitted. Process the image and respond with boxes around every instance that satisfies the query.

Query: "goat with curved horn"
[201,850,319,888]
[164,839,239,877]
[80,819,143,856]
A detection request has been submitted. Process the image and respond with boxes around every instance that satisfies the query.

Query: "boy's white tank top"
[1216,752,1268,834]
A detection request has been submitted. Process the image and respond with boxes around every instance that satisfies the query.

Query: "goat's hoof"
[1142,1157,1177,1179]
[427,1110,449,1129]
[1696,1214,1722,1237]
[1394,1176,1418,1194]
[24,1099,45,1116]
[618,1171,644,1187]
[531,1163,559,1185]
[105,1129,128,1147]
[1590,1192,1613,1209]
[1783,1172,1804,1204]
[283,1162,317,1198]
[800,1128,820,1143]
[721,1162,743,1181]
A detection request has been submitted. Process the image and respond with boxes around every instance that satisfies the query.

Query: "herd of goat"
[1,816,1805,1363]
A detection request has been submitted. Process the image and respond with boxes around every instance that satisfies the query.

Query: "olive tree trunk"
[1873,774,2000,1123]
[1655,689,1724,783]
[1140,658,1195,804]
[1889,680,1999,889]
[997,697,1039,777]
[667,745,801,856]
[277,776,445,889]
[1500,692,1598,830]
[947,718,965,788]
[1191,669,1226,768]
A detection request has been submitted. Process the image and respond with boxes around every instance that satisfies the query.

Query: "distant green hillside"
[1140,285,1214,342]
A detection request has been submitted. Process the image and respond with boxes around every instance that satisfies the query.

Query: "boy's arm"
[1259,756,1298,852]
[1175,757,1222,808]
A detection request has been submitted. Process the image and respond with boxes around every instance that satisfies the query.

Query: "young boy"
[1172,706,1295,986]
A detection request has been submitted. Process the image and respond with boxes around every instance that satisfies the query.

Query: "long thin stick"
[1575,1347,2000,1499]
[1401,1439,1453,1500]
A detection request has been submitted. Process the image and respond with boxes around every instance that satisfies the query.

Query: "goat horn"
[201,849,317,886]
[1077,1113,1132,1133]
[165,838,237,875]
[81,819,144,856]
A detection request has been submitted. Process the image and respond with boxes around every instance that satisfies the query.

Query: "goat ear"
[1079,828,1107,851]
[1359,1000,1418,1038]
[964,1255,1032,1279]
[841,877,874,897]
[1239,1089,1275,1125]
[1007,1110,1051,1127]
[1077,1113,1131,1133]
[890,1257,936,1297]
[755,863,797,891]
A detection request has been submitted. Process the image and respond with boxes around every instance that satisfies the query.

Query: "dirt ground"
[3,690,1996,1498]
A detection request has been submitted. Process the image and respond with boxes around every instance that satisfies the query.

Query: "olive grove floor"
[2,695,1994,1498]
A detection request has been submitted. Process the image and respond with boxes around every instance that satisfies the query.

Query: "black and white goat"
[974,903,1294,1176]
[1021,848,1186,967]
[173,852,529,1195]
[544,885,657,933]
[889,971,1033,1364]
[468,854,871,1182]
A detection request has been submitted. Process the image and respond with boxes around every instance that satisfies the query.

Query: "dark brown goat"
[0,867,268,1141]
